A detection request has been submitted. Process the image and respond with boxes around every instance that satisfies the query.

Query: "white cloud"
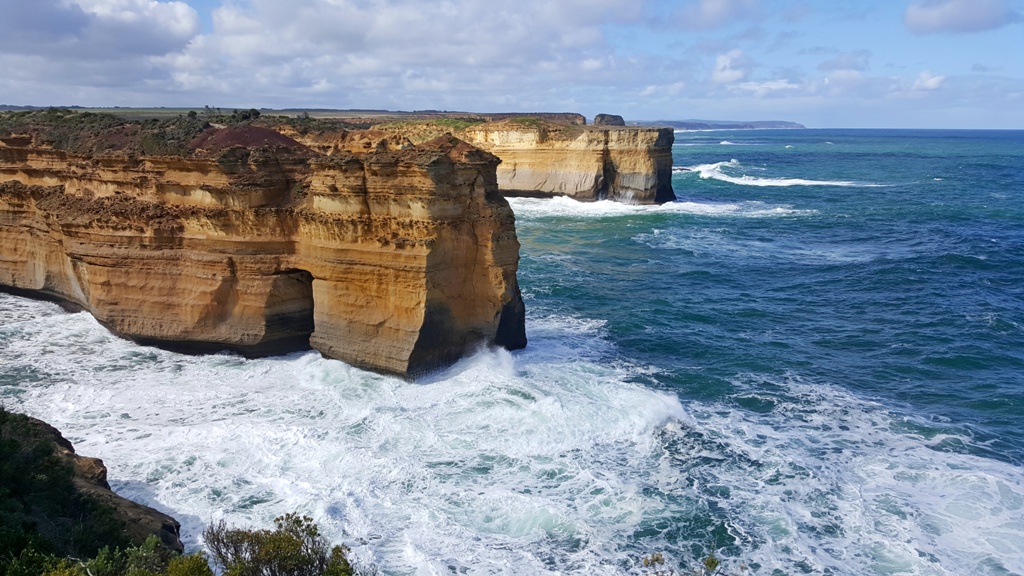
[0,0,199,58]
[153,0,659,108]
[711,49,752,84]
[904,0,1022,34]
[912,71,946,91]
[730,79,800,97]
[678,0,760,30]
[639,81,686,97]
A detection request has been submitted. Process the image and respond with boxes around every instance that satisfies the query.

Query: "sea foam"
[507,196,814,220]
[679,159,884,187]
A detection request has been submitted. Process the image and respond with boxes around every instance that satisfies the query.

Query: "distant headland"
[633,119,806,130]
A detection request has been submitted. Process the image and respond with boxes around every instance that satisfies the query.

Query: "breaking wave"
[676,159,885,187]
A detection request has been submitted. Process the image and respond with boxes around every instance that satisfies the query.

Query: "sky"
[1,0,1022,128]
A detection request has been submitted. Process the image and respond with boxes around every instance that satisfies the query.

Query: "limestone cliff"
[458,121,675,204]
[263,116,675,204]
[0,112,526,378]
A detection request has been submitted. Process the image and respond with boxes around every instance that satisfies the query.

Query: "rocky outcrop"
[24,416,185,552]
[593,114,626,127]
[268,117,675,204]
[459,122,675,204]
[0,120,526,378]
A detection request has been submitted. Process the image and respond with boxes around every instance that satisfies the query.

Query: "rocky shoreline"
[0,109,671,376]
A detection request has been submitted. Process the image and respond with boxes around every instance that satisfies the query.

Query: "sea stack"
[0,111,526,378]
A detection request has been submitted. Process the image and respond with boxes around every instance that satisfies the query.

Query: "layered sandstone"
[0,117,526,378]
[458,121,676,204]
[262,116,676,204]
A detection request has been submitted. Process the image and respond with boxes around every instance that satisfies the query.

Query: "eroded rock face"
[25,417,184,552]
[0,126,526,378]
[459,122,675,204]
[593,114,626,127]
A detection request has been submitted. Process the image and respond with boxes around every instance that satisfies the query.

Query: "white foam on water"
[633,227,891,263]
[0,294,684,575]
[681,159,885,188]
[663,376,1024,575]
[507,196,814,220]
[4,293,1023,575]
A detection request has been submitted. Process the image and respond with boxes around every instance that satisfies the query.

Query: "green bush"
[165,553,214,576]
[204,513,355,576]
[0,407,132,570]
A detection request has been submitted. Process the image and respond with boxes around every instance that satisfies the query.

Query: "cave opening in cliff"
[264,269,316,353]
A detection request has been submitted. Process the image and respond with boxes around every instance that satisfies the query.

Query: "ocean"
[2,129,1022,575]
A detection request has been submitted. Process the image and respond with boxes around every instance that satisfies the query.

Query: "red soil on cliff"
[189,125,313,155]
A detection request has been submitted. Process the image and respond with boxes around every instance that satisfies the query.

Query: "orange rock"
[460,121,676,204]
[0,129,526,378]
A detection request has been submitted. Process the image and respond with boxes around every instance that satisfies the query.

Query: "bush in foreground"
[203,513,354,576]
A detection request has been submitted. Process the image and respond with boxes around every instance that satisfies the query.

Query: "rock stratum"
[0,111,526,378]
[460,121,675,203]
[361,119,676,204]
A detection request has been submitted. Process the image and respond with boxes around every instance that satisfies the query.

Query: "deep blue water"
[2,129,1023,575]
[522,129,1024,465]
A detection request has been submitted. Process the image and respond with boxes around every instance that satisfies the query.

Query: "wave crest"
[676,159,884,188]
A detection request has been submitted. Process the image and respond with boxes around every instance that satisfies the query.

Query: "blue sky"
[1,0,1022,128]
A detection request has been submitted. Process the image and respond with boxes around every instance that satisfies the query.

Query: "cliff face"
[0,123,526,378]
[458,122,676,204]
[24,415,184,552]
[294,119,677,204]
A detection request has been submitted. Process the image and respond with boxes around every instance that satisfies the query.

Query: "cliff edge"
[460,120,676,204]
[0,407,182,558]
[358,118,676,204]
[0,110,526,378]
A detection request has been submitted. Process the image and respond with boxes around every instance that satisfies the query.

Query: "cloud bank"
[904,0,1022,34]
[0,0,1022,127]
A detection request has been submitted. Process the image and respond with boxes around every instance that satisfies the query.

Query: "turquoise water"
[2,129,1023,575]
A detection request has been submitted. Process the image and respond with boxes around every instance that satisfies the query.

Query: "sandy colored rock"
[593,114,626,127]
[0,125,526,378]
[458,121,674,204]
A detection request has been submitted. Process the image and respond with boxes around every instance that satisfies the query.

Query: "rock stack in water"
[0,112,526,378]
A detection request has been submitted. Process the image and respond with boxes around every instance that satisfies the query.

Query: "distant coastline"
[632,119,806,130]
[0,105,804,131]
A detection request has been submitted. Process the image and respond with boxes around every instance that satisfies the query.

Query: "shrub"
[165,553,214,576]
[203,513,354,576]
[0,407,131,569]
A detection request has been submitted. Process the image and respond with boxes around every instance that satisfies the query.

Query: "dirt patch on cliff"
[368,135,499,167]
[189,126,313,156]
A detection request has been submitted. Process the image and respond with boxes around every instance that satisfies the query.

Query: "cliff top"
[0,109,313,158]
[188,125,313,156]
